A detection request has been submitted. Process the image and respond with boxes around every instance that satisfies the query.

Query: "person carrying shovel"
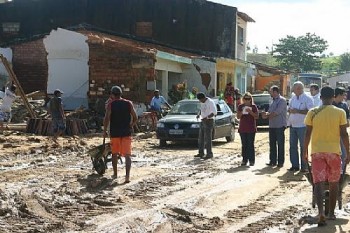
[103,85,137,183]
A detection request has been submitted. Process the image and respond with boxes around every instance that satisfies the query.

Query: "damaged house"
[0,0,254,111]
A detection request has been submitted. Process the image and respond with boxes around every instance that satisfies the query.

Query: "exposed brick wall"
[87,36,156,106]
[11,40,48,94]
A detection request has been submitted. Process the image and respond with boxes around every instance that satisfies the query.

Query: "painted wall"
[180,59,216,97]
[155,56,183,100]
[255,74,290,96]
[216,58,235,94]
[235,66,247,94]
[43,28,89,110]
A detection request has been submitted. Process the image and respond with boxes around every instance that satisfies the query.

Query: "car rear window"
[253,95,270,105]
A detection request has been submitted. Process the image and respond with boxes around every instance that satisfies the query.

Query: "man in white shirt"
[0,82,16,131]
[310,84,322,107]
[195,92,217,159]
[288,81,314,172]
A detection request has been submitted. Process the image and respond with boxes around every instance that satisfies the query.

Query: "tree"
[272,33,328,72]
[339,52,350,71]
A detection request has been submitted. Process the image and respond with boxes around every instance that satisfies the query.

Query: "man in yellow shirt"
[303,86,350,226]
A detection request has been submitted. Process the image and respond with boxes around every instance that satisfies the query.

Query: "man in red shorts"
[103,86,137,183]
[303,86,350,226]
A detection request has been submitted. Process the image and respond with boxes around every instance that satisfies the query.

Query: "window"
[238,26,244,45]
[219,104,229,113]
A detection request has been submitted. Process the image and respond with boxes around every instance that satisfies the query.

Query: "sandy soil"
[0,127,349,233]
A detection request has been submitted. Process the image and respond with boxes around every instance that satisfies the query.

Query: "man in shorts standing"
[104,86,137,183]
[303,86,350,226]
[49,89,66,143]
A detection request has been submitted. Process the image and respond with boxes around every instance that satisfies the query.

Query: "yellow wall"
[216,59,235,94]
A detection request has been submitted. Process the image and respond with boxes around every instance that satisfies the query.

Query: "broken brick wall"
[87,36,156,108]
[11,39,48,94]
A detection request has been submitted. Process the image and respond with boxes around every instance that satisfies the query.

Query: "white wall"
[328,74,350,88]
[181,59,216,97]
[155,57,183,100]
[44,28,89,110]
[236,17,248,61]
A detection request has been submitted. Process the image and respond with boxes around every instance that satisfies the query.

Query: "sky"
[209,0,350,55]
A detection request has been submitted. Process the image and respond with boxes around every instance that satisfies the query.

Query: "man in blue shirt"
[262,85,288,167]
[150,90,171,116]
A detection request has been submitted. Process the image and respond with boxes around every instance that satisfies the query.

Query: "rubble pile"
[10,98,103,131]
[11,99,49,123]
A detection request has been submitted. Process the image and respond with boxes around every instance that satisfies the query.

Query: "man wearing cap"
[49,89,66,143]
[104,85,137,182]
[0,81,16,132]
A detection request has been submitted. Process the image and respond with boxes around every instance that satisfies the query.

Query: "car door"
[214,103,231,138]
[219,103,233,137]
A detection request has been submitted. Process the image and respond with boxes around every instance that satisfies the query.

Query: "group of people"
[232,82,349,227]
[1,80,349,224]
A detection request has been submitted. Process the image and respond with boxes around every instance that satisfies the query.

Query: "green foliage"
[339,52,350,71]
[272,33,328,72]
[320,56,340,73]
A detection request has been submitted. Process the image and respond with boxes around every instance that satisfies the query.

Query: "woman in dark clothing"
[237,92,259,166]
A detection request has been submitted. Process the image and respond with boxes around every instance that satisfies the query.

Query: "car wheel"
[225,125,235,142]
[159,139,167,147]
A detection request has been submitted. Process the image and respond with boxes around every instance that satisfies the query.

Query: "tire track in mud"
[222,178,311,232]
[149,170,310,233]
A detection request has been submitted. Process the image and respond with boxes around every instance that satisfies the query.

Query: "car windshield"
[253,95,270,105]
[168,102,200,115]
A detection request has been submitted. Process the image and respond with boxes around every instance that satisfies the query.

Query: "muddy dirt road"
[0,128,350,233]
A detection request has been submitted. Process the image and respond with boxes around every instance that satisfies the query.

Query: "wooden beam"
[0,54,37,118]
